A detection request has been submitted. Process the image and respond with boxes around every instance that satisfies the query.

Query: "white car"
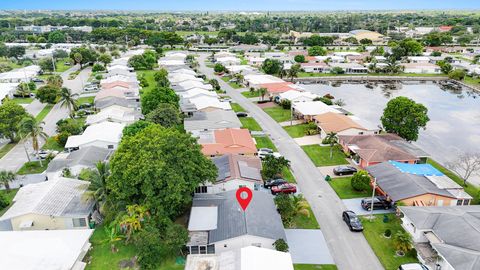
[398,263,429,270]
[83,85,99,92]
[257,148,282,159]
[35,150,59,159]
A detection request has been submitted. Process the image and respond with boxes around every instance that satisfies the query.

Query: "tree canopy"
[145,103,182,128]
[0,100,29,142]
[307,46,327,56]
[262,58,283,75]
[140,86,179,115]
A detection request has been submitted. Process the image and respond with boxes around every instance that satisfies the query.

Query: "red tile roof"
[260,82,298,94]
[201,128,257,156]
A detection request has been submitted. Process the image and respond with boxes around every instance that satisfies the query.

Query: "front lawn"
[294,265,338,270]
[241,90,260,98]
[11,97,34,104]
[283,167,296,183]
[17,160,50,175]
[0,143,16,159]
[289,203,319,229]
[0,189,18,216]
[283,123,317,138]
[239,117,262,131]
[35,104,53,122]
[76,96,95,105]
[221,76,242,89]
[253,135,277,151]
[230,103,246,112]
[301,145,349,166]
[427,159,480,205]
[360,214,419,270]
[264,106,291,122]
[42,137,64,152]
[55,58,72,72]
[328,176,372,199]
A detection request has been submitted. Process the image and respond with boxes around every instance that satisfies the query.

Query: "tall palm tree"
[58,87,78,118]
[258,87,267,101]
[83,161,110,213]
[278,66,287,79]
[0,170,16,190]
[288,64,301,81]
[18,116,48,167]
[16,83,31,98]
[46,75,63,88]
[325,132,338,159]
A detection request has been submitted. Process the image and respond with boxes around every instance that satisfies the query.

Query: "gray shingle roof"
[94,96,140,110]
[366,162,454,201]
[400,206,480,270]
[184,111,242,132]
[47,146,113,173]
[192,190,285,243]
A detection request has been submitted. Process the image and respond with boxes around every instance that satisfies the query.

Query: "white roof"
[0,83,18,103]
[226,65,255,73]
[279,90,318,101]
[0,229,93,270]
[159,59,185,66]
[170,68,197,76]
[216,57,241,64]
[333,52,361,57]
[244,74,284,85]
[65,122,125,149]
[85,106,136,125]
[107,65,132,72]
[0,66,39,81]
[188,207,218,231]
[100,75,138,84]
[0,177,90,220]
[293,101,340,116]
[180,88,219,99]
[179,80,213,91]
[240,246,294,270]
[408,56,431,61]
[169,73,203,83]
[189,96,232,111]
[164,52,187,59]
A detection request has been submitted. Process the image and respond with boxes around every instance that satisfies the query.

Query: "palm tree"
[18,116,48,167]
[325,132,338,159]
[0,170,16,190]
[278,66,287,79]
[293,195,310,218]
[393,231,413,254]
[16,83,31,98]
[46,74,63,88]
[288,64,301,80]
[58,87,78,118]
[118,204,149,242]
[83,161,110,213]
[258,87,267,101]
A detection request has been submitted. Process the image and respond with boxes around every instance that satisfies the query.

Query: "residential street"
[198,53,384,270]
[0,65,91,173]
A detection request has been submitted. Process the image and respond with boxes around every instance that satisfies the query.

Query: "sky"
[2,0,480,11]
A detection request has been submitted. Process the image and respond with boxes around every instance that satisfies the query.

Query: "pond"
[302,81,480,164]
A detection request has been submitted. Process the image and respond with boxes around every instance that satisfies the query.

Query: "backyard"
[264,105,291,122]
[360,214,419,270]
[239,117,262,131]
[136,70,157,93]
[327,176,372,199]
[301,145,349,166]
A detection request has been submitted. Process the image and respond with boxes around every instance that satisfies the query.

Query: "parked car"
[264,178,288,189]
[78,103,93,109]
[398,263,429,270]
[221,98,233,103]
[271,183,297,195]
[31,78,44,83]
[76,108,95,115]
[83,85,99,92]
[36,150,59,159]
[342,210,363,231]
[258,148,282,159]
[361,196,393,211]
[333,165,357,176]
[236,112,248,117]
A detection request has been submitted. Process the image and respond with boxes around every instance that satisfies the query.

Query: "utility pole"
[369,177,377,220]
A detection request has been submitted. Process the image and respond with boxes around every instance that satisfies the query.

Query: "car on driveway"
[333,165,358,176]
[258,148,282,159]
[271,183,297,195]
[361,196,393,211]
[236,112,248,117]
[31,78,44,83]
[83,85,99,92]
[264,178,288,189]
[398,263,430,270]
[342,210,363,231]
[36,150,59,159]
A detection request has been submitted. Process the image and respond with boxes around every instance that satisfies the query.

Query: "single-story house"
[85,106,140,125]
[168,73,203,84]
[0,229,93,270]
[248,57,267,66]
[199,128,257,157]
[279,90,319,103]
[163,52,187,61]
[230,44,268,52]
[0,83,19,104]
[94,88,139,102]
[196,154,262,194]
[185,246,294,270]
[94,96,140,111]
[367,161,472,206]
[187,190,285,254]
[0,177,95,231]
[179,88,219,100]
[46,146,112,178]
[107,68,134,77]
[178,80,214,91]
[180,96,232,114]
[402,63,441,74]
[292,101,342,122]
[0,65,40,83]
[102,71,137,80]
[100,75,139,85]
[185,110,242,137]
[169,68,197,76]
[399,206,480,270]
[313,55,345,63]
[313,112,379,137]
[301,62,330,73]
[65,122,125,151]
[101,80,139,90]
[106,65,133,72]
[328,63,368,74]
[407,56,431,64]
[225,65,257,75]
[338,133,428,168]
[158,59,186,67]
[214,51,236,60]
[244,74,284,88]
[261,82,301,98]
[216,56,241,66]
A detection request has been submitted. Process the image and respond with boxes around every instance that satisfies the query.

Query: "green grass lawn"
[0,189,18,216]
[294,265,338,270]
[282,167,296,183]
[76,96,95,105]
[239,117,262,131]
[288,203,319,229]
[221,76,242,89]
[0,143,16,159]
[283,123,312,138]
[35,104,53,121]
[328,176,372,199]
[42,137,64,152]
[253,135,277,151]
[264,106,291,122]
[55,58,72,72]
[136,70,157,93]
[231,103,246,112]
[241,90,260,98]
[87,225,184,270]
[464,76,480,88]
[17,160,50,175]
[427,159,480,205]
[302,145,349,167]
[11,97,34,104]
[360,214,419,270]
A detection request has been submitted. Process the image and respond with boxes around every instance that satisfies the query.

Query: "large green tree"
[0,101,29,142]
[381,96,430,142]
[140,86,179,115]
[48,31,66,43]
[262,59,283,75]
[36,85,59,104]
[145,103,181,128]
[108,125,217,218]
[307,46,327,56]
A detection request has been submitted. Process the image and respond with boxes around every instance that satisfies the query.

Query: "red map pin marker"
[236,187,253,211]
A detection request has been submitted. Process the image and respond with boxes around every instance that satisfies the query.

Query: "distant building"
[15,25,92,33]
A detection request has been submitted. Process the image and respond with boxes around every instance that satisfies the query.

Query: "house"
[199,128,257,156]
[102,71,137,80]
[261,82,301,98]
[279,90,319,103]
[100,75,139,85]
[214,51,236,60]
[179,88,219,100]
[328,63,368,74]
[185,246,294,270]
[158,59,186,67]
[106,65,133,72]
[301,62,330,73]
[313,112,379,138]
[94,96,140,110]
[367,161,472,206]
[94,88,139,102]
[0,65,40,83]
[0,229,93,270]
[178,80,214,91]
[225,65,257,75]
[0,83,18,104]
[399,206,480,270]
[292,101,341,122]
[229,44,268,52]
[106,68,134,77]
[65,122,125,151]
[46,146,112,178]
[186,190,285,254]
[86,106,140,125]
[216,56,241,66]
[101,80,139,90]
[185,110,242,137]
[244,74,284,88]
[196,154,262,194]
[338,134,429,168]
[180,96,232,114]
[408,56,431,64]
[163,52,187,61]
[0,177,95,231]
[248,57,267,66]
[314,55,345,63]
[169,68,197,76]
[169,73,203,84]
[402,63,441,74]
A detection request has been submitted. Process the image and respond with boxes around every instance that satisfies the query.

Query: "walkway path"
[198,53,384,270]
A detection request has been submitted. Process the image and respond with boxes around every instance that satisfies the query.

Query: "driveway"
[198,53,383,270]
[317,165,360,179]
[293,135,323,146]
[285,229,334,264]
[342,198,395,216]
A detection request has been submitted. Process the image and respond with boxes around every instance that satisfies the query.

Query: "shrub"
[274,194,296,225]
[279,99,291,109]
[214,63,225,73]
[323,93,335,99]
[273,238,289,252]
[0,193,9,210]
[314,96,333,105]
[351,170,371,191]
[384,229,392,238]
[448,69,466,80]
[55,131,71,146]
[92,63,105,72]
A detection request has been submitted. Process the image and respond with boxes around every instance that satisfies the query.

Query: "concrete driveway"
[285,229,335,264]
[293,135,323,146]
[317,165,359,179]
[342,198,395,216]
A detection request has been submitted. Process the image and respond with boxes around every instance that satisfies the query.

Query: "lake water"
[302,82,480,164]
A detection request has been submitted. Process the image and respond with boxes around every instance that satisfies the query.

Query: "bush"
[323,93,335,99]
[55,131,71,147]
[0,193,9,210]
[95,74,103,80]
[274,194,296,225]
[384,229,392,238]
[279,99,291,109]
[448,69,466,80]
[273,238,289,252]
[294,55,306,63]
[92,63,105,72]
[36,85,59,104]
[351,170,371,191]
[214,63,225,73]
[314,96,333,105]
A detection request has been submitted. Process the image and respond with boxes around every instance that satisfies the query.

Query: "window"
[457,200,463,206]
[73,218,87,227]
[195,186,208,193]
[207,244,215,254]
[199,246,207,254]
[107,145,114,149]
[190,246,199,254]
[463,199,470,205]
